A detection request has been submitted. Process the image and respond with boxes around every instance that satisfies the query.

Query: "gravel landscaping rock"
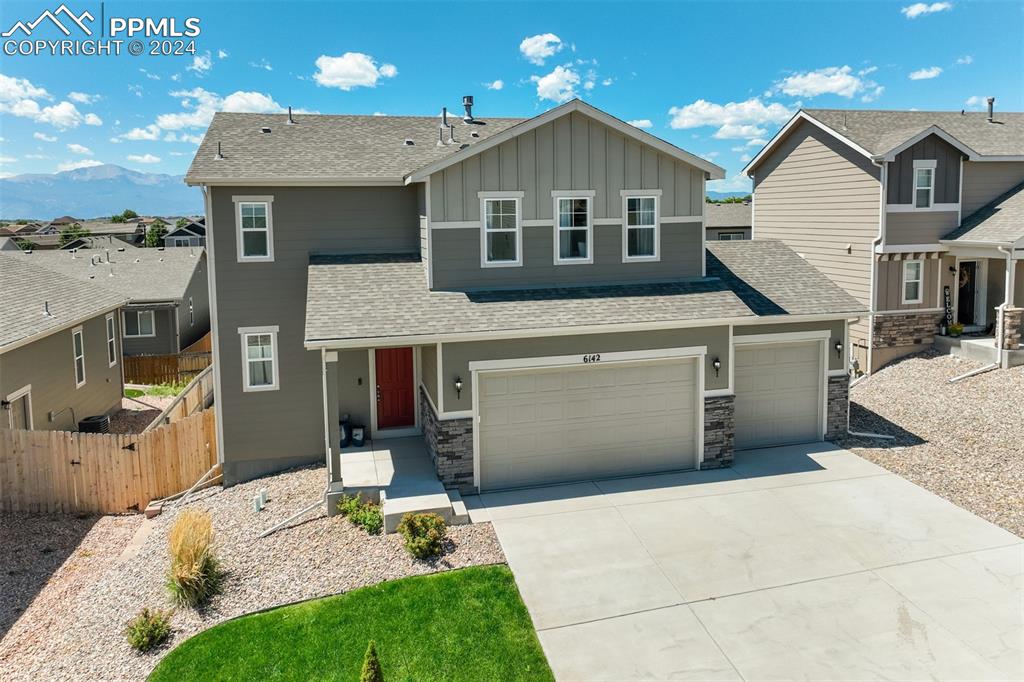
[840,351,1023,538]
[0,466,504,681]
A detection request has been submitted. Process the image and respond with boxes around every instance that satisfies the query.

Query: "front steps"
[934,335,1024,367]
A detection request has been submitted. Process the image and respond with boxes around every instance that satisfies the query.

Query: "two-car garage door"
[477,357,700,491]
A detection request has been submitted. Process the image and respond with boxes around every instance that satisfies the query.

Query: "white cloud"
[249,58,273,71]
[909,66,942,80]
[313,53,397,90]
[775,65,875,98]
[740,153,752,163]
[187,51,213,74]
[627,119,653,129]
[531,65,580,103]
[126,154,161,164]
[68,91,98,104]
[372,112,387,117]
[669,98,791,141]
[901,2,953,19]
[861,85,885,103]
[0,155,17,164]
[33,132,57,142]
[519,33,563,65]
[24,153,48,159]
[0,75,93,130]
[708,173,752,193]
[858,66,878,76]
[128,84,144,97]
[119,87,290,143]
[955,55,973,65]
[170,73,181,82]
[601,78,613,86]
[485,79,504,91]
[140,69,160,81]
[57,159,103,171]
[66,143,92,155]
[163,132,204,144]
[217,49,229,59]
[964,95,992,110]
[36,101,87,130]
[701,151,720,160]
[0,74,50,102]
[84,113,102,126]
[121,124,161,140]
[746,137,768,147]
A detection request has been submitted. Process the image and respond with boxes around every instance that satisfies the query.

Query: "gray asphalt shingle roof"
[803,109,1024,157]
[705,203,751,228]
[185,112,526,183]
[0,253,125,349]
[304,240,864,343]
[943,182,1024,244]
[6,247,204,303]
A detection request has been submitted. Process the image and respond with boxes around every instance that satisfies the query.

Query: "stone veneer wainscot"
[872,312,943,348]
[702,396,735,468]
[420,387,474,493]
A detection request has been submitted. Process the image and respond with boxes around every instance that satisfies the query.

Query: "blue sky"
[1,0,1021,191]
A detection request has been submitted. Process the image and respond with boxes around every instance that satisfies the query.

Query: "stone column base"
[998,307,1023,351]
[826,375,849,440]
[703,395,735,468]
[420,387,474,493]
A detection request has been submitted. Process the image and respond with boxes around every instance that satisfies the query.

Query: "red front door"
[375,347,415,429]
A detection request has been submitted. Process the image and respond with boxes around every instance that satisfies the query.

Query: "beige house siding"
[875,258,941,311]
[885,211,959,245]
[752,119,880,308]
[961,161,1024,217]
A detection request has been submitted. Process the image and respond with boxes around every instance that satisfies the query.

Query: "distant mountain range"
[0,164,203,220]
[705,191,751,201]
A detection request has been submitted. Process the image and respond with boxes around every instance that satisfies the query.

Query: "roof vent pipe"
[287,106,296,125]
[43,301,51,317]
[462,95,474,122]
[987,97,995,123]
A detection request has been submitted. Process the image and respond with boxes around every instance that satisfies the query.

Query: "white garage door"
[734,341,823,450]
[478,358,699,491]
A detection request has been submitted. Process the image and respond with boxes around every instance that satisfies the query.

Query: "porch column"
[325,351,341,483]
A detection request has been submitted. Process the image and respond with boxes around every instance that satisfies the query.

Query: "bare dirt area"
[0,466,504,681]
[841,351,1024,537]
[109,396,175,435]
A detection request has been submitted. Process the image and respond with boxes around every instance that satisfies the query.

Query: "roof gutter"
[184,177,406,187]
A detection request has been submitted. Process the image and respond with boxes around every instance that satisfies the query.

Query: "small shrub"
[396,512,447,559]
[360,640,384,682]
[336,494,383,535]
[125,608,172,652]
[166,509,223,607]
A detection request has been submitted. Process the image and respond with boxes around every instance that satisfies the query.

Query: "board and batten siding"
[875,258,940,311]
[427,111,706,289]
[752,119,880,308]
[961,161,1024,217]
[886,134,961,205]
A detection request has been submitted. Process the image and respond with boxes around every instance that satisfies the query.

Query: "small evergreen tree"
[176,217,190,229]
[59,223,90,247]
[360,640,384,682]
[122,208,138,219]
[145,219,169,247]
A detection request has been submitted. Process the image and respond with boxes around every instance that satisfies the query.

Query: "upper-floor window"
[105,313,117,367]
[622,193,659,262]
[173,236,192,247]
[72,326,85,388]
[480,194,522,267]
[554,193,593,264]
[234,196,274,262]
[240,326,279,392]
[718,232,747,241]
[902,259,923,304]
[123,309,155,338]
[913,160,936,209]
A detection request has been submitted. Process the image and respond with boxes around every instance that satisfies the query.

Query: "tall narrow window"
[556,196,591,263]
[235,197,274,262]
[189,297,195,326]
[482,198,521,266]
[106,313,117,367]
[240,326,279,391]
[902,260,923,304]
[913,161,936,209]
[624,196,658,261]
[72,327,86,388]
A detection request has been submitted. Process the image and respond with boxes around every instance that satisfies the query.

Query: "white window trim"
[620,191,661,263]
[478,192,523,268]
[172,236,191,247]
[105,312,117,367]
[122,309,156,338]
[72,326,86,389]
[902,259,924,304]
[233,195,275,263]
[189,297,195,326]
[552,191,595,265]
[913,160,936,210]
[5,384,33,430]
[239,325,280,392]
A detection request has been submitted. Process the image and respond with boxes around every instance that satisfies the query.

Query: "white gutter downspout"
[866,160,887,374]
[996,245,1016,369]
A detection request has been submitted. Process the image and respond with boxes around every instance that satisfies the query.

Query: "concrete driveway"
[467,443,1023,681]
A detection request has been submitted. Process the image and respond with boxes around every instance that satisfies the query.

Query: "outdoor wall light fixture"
[834,340,843,358]
[454,376,463,399]
[712,358,722,377]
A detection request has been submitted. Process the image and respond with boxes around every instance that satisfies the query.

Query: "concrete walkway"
[467,443,1023,681]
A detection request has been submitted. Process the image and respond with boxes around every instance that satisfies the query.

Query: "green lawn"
[149,565,552,682]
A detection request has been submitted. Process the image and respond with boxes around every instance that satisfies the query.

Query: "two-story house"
[186,98,864,493]
[746,102,1024,372]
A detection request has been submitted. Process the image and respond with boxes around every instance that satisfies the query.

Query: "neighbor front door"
[958,261,977,325]
[375,347,415,429]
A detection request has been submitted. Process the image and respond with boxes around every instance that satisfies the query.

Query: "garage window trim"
[72,326,86,389]
[621,191,660,263]
[233,196,274,263]
[123,309,155,338]
[553,191,595,265]
[902,259,923,304]
[239,325,279,392]
[479,192,523,267]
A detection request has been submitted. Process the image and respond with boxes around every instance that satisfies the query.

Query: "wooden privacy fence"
[124,351,211,385]
[146,365,215,430]
[0,409,217,515]
[182,331,212,354]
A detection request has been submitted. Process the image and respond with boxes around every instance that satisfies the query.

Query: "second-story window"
[624,196,658,261]
[913,161,936,209]
[483,198,521,266]
[556,196,592,263]
[234,196,274,262]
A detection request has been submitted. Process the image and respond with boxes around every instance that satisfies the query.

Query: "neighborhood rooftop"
[0,253,125,350]
[943,181,1024,245]
[8,247,204,303]
[304,240,864,344]
[704,202,751,228]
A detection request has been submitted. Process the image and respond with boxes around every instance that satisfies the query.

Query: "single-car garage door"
[478,357,699,491]
[734,340,823,450]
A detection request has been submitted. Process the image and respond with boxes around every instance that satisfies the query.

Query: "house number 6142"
[582,354,601,363]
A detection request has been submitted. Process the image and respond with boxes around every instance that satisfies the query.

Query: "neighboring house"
[0,253,126,431]
[0,237,22,252]
[185,97,864,492]
[8,247,210,356]
[705,202,751,240]
[745,102,1024,372]
[60,235,140,251]
[164,220,207,247]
